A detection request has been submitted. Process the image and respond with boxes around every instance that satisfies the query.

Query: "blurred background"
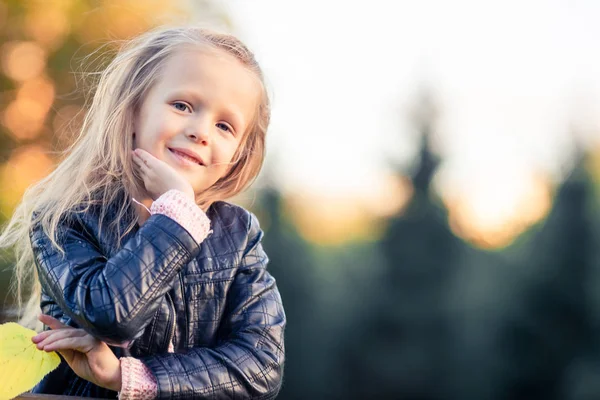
[1,0,600,399]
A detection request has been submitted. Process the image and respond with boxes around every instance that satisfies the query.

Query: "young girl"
[0,26,285,399]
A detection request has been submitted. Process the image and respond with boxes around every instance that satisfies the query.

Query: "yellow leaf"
[0,322,61,400]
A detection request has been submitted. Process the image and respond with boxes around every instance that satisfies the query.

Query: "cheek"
[213,139,240,164]
[138,116,173,148]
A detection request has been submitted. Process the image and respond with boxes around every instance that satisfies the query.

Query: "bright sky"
[218,0,600,205]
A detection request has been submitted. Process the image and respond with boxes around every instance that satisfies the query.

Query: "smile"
[168,148,204,167]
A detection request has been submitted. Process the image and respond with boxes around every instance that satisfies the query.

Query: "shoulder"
[208,201,264,252]
[29,207,82,243]
[29,189,131,240]
[29,201,110,251]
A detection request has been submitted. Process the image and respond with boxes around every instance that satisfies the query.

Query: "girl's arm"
[133,213,285,400]
[36,211,285,399]
[30,190,210,346]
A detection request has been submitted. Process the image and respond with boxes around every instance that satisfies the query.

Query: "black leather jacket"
[29,199,285,399]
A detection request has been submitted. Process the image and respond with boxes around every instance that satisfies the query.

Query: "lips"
[168,147,205,166]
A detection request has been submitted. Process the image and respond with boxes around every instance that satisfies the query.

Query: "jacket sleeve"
[141,213,286,400]
[29,213,200,346]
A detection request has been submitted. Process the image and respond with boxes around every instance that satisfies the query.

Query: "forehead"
[155,47,260,120]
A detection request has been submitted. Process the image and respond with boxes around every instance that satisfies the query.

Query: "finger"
[133,159,153,183]
[132,152,149,172]
[39,314,69,330]
[33,315,73,343]
[32,329,55,343]
[134,149,154,167]
[135,149,170,174]
[43,335,96,353]
[35,328,85,345]
[36,329,87,349]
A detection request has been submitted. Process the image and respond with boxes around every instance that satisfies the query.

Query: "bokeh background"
[1,0,600,399]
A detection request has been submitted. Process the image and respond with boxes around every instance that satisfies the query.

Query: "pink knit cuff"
[149,189,212,243]
[118,357,158,400]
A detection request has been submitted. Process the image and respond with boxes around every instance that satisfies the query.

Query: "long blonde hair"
[0,26,270,329]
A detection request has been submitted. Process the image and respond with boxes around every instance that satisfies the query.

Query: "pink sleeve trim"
[148,190,212,243]
[118,357,158,400]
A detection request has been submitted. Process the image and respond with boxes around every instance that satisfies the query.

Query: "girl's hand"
[31,315,122,392]
[132,148,195,201]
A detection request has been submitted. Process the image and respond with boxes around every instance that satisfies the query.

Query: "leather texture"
[28,197,286,399]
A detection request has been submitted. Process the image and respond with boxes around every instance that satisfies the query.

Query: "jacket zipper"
[165,292,176,351]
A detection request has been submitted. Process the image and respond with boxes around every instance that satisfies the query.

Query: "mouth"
[168,148,205,167]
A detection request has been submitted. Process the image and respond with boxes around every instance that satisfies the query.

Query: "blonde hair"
[0,26,270,328]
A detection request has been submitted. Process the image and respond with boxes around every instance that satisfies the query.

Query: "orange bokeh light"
[75,0,188,44]
[18,77,55,110]
[0,145,55,216]
[445,173,552,249]
[286,195,378,246]
[589,145,600,183]
[1,41,46,82]
[2,77,55,141]
[361,174,413,219]
[23,6,71,50]
[285,176,414,246]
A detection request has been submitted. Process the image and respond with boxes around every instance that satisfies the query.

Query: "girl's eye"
[172,102,191,112]
[216,122,234,134]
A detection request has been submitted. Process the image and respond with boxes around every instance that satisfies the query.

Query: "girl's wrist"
[105,361,123,392]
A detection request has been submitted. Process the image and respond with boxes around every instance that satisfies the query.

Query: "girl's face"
[133,47,260,197]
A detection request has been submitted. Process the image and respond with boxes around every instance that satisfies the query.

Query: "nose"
[186,115,211,144]
[186,128,209,145]
[186,130,208,144]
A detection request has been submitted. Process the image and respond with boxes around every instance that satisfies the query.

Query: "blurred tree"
[497,150,598,400]
[339,92,462,399]
[254,184,322,399]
